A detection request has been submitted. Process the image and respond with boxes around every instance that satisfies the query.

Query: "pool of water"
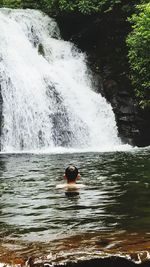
[0,148,150,263]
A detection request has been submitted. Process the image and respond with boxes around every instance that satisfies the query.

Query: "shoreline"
[0,232,150,266]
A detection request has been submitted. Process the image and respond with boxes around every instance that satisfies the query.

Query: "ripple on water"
[0,150,150,263]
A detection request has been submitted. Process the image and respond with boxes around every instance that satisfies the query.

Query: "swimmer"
[56,165,85,190]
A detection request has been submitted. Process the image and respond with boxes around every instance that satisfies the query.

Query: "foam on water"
[0,8,130,153]
[0,144,134,155]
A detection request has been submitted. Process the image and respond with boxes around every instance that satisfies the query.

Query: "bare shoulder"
[56,183,86,189]
[56,184,67,189]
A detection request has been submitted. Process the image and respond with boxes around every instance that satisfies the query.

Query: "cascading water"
[0,8,123,152]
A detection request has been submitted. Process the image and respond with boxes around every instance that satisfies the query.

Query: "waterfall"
[0,8,123,153]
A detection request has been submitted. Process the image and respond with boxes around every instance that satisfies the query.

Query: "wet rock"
[54,257,149,267]
[25,256,150,267]
[95,238,111,247]
[38,43,45,57]
[25,257,53,267]
[55,9,150,147]
[0,83,3,148]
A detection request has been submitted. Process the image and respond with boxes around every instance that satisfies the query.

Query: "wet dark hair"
[65,165,78,182]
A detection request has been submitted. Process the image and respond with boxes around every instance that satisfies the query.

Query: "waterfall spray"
[0,8,122,152]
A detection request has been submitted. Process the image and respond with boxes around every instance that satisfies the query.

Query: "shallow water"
[0,148,150,263]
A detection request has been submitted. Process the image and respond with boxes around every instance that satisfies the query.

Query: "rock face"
[0,84,3,148]
[56,8,150,147]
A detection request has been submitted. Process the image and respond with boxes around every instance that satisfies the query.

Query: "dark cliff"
[56,7,150,147]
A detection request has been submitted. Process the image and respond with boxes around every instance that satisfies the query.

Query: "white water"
[0,8,126,153]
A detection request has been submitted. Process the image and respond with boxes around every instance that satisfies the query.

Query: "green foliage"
[126,3,150,108]
[140,0,150,3]
[22,0,41,9]
[41,0,122,15]
[2,0,22,8]
[1,0,139,15]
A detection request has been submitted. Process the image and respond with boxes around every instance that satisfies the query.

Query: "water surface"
[0,148,150,263]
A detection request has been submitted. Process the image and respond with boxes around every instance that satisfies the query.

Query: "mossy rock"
[38,43,45,57]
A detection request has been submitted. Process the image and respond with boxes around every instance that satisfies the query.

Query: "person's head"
[64,165,79,183]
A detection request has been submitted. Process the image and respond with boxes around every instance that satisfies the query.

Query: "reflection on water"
[0,149,150,261]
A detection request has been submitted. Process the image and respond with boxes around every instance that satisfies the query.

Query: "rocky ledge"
[1,256,150,267]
